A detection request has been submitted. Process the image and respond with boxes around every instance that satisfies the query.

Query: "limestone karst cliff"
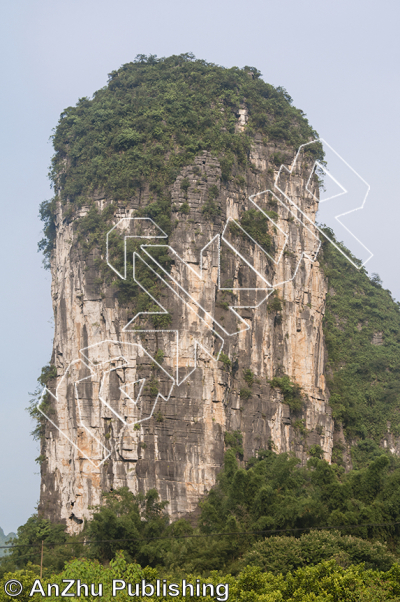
[38,55,335,532]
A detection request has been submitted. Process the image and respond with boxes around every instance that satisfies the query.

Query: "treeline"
[3,554,400,602]
[3,447,400,578]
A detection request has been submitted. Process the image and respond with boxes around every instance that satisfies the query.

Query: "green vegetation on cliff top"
[51,53,318,203]
[39,52,321,261]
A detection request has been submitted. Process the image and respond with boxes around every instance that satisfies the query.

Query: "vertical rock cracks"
[39,142,333,533]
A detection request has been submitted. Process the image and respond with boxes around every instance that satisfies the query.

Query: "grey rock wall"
[39,142,333,533]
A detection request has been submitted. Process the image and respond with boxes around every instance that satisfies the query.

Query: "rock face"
[39,140,333,533]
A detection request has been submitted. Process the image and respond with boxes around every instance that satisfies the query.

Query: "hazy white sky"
[0,0,399,533]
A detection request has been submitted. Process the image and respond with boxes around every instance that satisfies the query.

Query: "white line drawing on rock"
[275,138,373,268]
[37,342,174,469]
[107,217,168,280]
[37,358,112,469]
[38,139,372,465]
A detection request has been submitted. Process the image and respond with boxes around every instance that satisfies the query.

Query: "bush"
[224,431,244,458]
[240,530,398,574]
[229,209,272,252]
[179,202,190,214]
[85,488,169,565]
[240,388,252,400]
[11,558,400,602]
[180,178,190,193]
[267,296,282,312]
[308,444,324,459]
[269,375,302,411]
[0,567,40,602]
[219,352,231,370]
[243,368,254,387]
[201,186,220,220]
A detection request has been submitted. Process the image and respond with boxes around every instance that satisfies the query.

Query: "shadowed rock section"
[39,142,334,533]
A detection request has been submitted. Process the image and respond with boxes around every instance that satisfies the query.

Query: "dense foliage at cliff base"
[4,448,400,580]
[4,556,400,602]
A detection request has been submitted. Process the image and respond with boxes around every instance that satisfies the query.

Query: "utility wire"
[2,520,400,550]
[0,550,42,561]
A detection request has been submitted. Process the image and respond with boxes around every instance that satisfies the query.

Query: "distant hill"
[0,527,16,557]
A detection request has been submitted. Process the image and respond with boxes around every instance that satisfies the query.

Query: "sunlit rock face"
[40,142,333,534]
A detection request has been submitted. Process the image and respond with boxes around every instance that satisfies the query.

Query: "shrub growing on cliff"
[224,431,244,458]
[243,368,255,387]
[239,387,252,400]
[229,209,274,253]
[267,296,283,312]
[28,364,57,443]
[269,375,303,411]
[201,185,221,220]
[218,352,231,370]
[38,199,57,268]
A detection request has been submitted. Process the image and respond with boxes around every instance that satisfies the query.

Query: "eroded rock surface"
[40,144,333,532]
